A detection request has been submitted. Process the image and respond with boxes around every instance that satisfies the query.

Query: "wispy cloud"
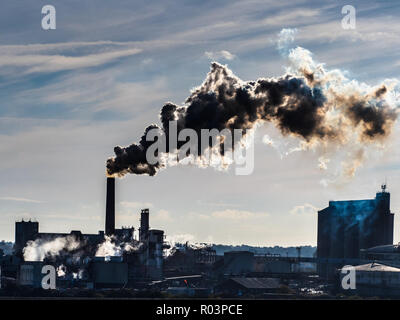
[0,196,43,204]
[0,48,141,74]
[261,8,321,27]
[120,201,154,209]
[166,233,195,244]
[14,69,172,115]
[0,41,140,55]
[290,203,318,216]
[212,209,269,220]
[205,50,236,61]
[153,209,173,222]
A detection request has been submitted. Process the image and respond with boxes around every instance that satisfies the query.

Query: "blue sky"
[0,0,400,245]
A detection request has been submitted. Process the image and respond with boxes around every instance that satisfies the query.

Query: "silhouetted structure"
[139,209,149,242]
[105,177,115,236]
[14,220,38,256]
[317,185,394,277]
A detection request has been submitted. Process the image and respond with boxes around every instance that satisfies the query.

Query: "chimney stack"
[139,209,149,242]
[105,177,115,236]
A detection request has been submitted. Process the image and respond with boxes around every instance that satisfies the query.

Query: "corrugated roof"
[230,277,280,289]
[350,263,400,272]
[364,244,400,253]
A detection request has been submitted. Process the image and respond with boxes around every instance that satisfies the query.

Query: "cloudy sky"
[0,0,400,246]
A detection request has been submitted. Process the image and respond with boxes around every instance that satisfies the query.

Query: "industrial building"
[19,262,45,288]
[317,185,394,278]
[9,177,169,289]
[91,257,128,288]
[214,277,282,296]
[222,251,255,275]
[360,244,400,263]
[164,243,217,277]
[14,177,134,258]
[3,178,400,298]
[339,263,400,297]
[254,255,292,274]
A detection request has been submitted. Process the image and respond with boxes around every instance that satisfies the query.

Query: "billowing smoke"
[165,240,214,260]
[23,235,82,262]
[95,236,142,257]
[107,31,399,179]
[23,234,141,262]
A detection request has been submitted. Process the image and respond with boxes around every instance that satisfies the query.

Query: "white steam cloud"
[95,236,141,257]
[23,236,81,262]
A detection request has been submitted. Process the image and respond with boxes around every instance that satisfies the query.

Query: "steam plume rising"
[107,45,398,178]
[23,235,82,262]
[95,235,142,257]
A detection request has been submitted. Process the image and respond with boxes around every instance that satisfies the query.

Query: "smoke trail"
[107,33,399,178]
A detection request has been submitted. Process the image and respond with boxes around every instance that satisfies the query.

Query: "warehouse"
[340,263,400,297]
[215,277,281,296]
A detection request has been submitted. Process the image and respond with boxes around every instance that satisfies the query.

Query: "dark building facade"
[317,187,394,277]
[14,220,39,255]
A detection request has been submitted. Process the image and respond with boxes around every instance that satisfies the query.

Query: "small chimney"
[105,177,115,236]
[139,209,149,242]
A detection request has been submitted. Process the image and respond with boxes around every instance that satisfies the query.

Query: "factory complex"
[1,180,400,298]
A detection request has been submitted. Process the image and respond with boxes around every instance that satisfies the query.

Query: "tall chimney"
[139,208,149,242]
[105,177,115,236]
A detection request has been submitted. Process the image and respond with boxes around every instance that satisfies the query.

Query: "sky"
[0,0,400,246]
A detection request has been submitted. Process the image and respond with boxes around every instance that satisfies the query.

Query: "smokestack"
[105,177,115,236]
[139,209,149,242]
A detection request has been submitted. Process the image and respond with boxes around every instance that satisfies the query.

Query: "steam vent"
[317,184,394,278]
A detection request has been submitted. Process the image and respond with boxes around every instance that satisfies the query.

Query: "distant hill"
[211,244,316,257]
[0,241,13,255]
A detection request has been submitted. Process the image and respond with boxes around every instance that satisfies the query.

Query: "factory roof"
[229,277,280,289]
[363,244,400,253]
[164,275,203,281]
[350,263,400,272]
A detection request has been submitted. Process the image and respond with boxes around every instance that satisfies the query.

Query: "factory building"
[91,257,128,289]
[164,244,217,277]
[10,177,168,289]
[14,178,133,257]
[339,263,400,297]
[14,220,39,255]
[360,244,400,263]
[18,262,45,288]
[222,251,255,275]
[214,277,282,296]
[254,256,292,274]
[14,220,117,261]
[317,185,394,278]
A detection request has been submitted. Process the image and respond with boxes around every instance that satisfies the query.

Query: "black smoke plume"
[106,61,397,177]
